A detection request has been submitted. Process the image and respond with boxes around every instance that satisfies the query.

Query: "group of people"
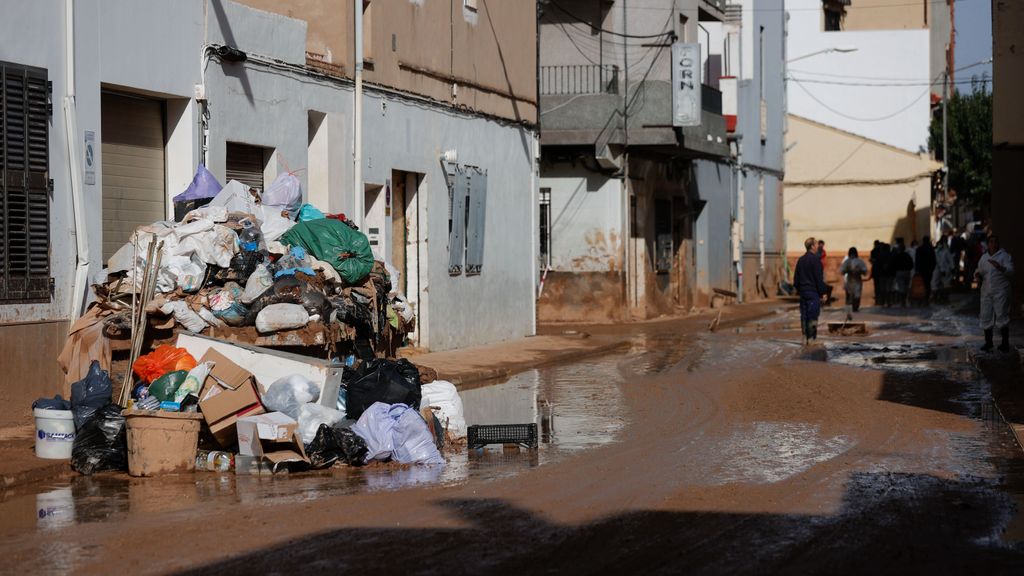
[793,232,1015,352]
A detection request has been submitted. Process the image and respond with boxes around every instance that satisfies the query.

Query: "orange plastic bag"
[132,345,197,383]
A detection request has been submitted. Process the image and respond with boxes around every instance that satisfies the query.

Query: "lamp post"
[787,44,858,64]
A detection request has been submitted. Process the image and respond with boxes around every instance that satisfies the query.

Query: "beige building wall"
[784,115,938,260]
[842,0,928,31]
[235,0,537,124]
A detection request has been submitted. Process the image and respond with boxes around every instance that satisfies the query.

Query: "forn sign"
[672,42,702,127]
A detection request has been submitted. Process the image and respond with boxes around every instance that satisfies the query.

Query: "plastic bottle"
[238,220,263,252]
[195,450,234,472]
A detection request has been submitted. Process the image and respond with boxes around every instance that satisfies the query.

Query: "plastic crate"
[467,423,538,450]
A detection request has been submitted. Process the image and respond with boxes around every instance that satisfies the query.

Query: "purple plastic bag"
[173,164,223,202]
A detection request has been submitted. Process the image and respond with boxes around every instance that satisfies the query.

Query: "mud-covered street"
[3,299,1024,574]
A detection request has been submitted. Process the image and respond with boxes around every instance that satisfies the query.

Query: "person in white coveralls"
[975,235,1015,352]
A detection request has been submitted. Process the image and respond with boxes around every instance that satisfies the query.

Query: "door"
[101,92,166,261]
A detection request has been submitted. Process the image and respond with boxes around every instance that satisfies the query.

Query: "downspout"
[65,0,89,323]
[353,0,364,228]
[735,144,744,303]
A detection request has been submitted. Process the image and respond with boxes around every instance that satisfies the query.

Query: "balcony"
[540,64,619,96]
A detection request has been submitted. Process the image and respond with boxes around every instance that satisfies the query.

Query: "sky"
[954,0,992,91]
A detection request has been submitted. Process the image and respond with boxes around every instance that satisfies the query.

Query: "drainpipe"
[64,0,89,323]
[734,138,744,304]
[353,0,364,228]
[758,174,765,271]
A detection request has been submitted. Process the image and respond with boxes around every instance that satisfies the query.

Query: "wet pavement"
[3,297,1024,574]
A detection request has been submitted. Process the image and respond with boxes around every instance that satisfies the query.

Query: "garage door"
[101,92,165,262]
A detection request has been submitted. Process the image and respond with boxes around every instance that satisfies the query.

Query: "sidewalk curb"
[970,348,1024,452]
[433,338,631,388]
[0,461,72,493]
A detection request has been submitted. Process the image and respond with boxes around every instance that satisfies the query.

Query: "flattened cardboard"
[198,349,264,446]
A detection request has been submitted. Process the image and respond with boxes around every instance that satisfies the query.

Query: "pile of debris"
[34,165,462,477]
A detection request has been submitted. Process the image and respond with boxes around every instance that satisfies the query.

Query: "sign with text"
[671,42,702,127]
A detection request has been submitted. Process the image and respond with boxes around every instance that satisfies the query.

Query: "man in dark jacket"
[794,237,828,344]
[914,235,936,304]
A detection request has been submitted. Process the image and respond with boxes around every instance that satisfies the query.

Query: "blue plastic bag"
[297,203,325,222]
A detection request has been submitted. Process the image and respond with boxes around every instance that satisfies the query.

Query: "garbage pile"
[77,165,415,385]
[35,338,467,476]
[35,165,459,477]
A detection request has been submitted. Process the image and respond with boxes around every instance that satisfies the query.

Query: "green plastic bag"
[148,370,188,402]
[279,219,374,284]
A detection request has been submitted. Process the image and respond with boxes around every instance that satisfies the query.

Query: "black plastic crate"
[467,423,538,450]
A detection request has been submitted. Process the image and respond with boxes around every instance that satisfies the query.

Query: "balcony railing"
[540,64,619,96]
[701,83,722,115]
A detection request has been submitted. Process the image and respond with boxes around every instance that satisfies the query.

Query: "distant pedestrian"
[817,239,833,304]
[915,236,936,304]
[975,235,1015,352]
[932,237,954,303]
[795,237,828,344]
[870,240,884,305]
[891,239,914,307]
[839,247,869,312]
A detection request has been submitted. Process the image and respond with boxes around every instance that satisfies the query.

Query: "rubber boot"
[982,329,994,352]
[810,323,818,342]
[999,326,1011,353]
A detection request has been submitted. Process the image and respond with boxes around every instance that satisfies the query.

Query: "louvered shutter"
[0,62,51,303]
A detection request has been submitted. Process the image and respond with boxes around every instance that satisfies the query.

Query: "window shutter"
[1,62,51,303]
[464,167,487,275]
[447,168,468,276]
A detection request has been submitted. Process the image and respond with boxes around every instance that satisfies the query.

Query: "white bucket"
[33,408,76,459]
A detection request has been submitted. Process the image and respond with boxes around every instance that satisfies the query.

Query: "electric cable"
[790,76,935,122]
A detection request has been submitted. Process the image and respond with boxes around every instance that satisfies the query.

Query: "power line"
[546,1,676,39]
[788,75,990,88]
[790,77,934,122]
[745,0,970,11]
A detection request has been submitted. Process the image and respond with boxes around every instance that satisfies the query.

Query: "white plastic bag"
[197,306,226,328]
[255,303,309,333]
[160,301,209,333]
[240,264,274,304]
[262,172,303,217]
[297,403,346,445]
[262,374,320,420]
[175,224,238,268]
[174,361,215,403]
[420,380,467,439]
[181,205,228,223]
[257,206,295,243]
[210,180,260,215]
[351,402,445,465]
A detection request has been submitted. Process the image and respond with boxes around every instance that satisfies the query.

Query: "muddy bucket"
[123,410,203,477]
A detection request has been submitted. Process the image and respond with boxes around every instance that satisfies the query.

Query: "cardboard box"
[236,412,309,468]
[198,349,265,447]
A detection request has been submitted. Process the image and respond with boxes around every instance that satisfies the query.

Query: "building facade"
[783,0,936,277]
[991,0,1024,310]
[536,0,785,321]
[0,0,537,425]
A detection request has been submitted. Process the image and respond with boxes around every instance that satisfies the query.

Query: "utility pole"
[942,66,949,206]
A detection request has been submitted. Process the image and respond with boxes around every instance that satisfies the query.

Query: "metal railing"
[540,64,619,96]
[702,83,722,115]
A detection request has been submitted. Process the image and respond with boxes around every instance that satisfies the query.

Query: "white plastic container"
[33,408,76,459]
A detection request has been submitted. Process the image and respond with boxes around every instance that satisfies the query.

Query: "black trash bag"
[306,423,369,469]
[70,361,113,430]
[71,404,128,475]
[343,358,421,420]
[32,395,71,411]
[331,295,374,331]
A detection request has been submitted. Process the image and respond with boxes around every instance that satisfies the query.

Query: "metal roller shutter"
[101,92,166,262]
[225,142,267,193]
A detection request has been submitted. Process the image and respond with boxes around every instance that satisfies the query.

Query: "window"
[0,61,52,303]
[225,142,272,194]
[539,187,551,268]
[362,0,374,71]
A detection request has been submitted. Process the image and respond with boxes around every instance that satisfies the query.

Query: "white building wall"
[1,0,535,352]
[538,165,623,273]
[786,0,931,152]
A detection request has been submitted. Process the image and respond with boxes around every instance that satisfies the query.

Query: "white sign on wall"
[671,42,702,127]
[83,130,96,185]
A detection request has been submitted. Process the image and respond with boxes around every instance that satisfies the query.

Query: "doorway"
[391,170,424,345]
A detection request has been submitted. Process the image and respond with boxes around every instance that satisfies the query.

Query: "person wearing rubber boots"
[975,235,1015,352]
[794,237,828,345]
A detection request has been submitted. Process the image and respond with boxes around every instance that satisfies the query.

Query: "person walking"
[975,235,1015,352]
[932,236,954,304]
[891,239,914,307]
[795,237,828,344]
[839,247,869,312]
[817,239,833,305]
[915,236,936,304]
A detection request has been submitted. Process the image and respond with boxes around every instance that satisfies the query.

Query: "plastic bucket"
[123,410,203,477]
[33,408,75,459]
